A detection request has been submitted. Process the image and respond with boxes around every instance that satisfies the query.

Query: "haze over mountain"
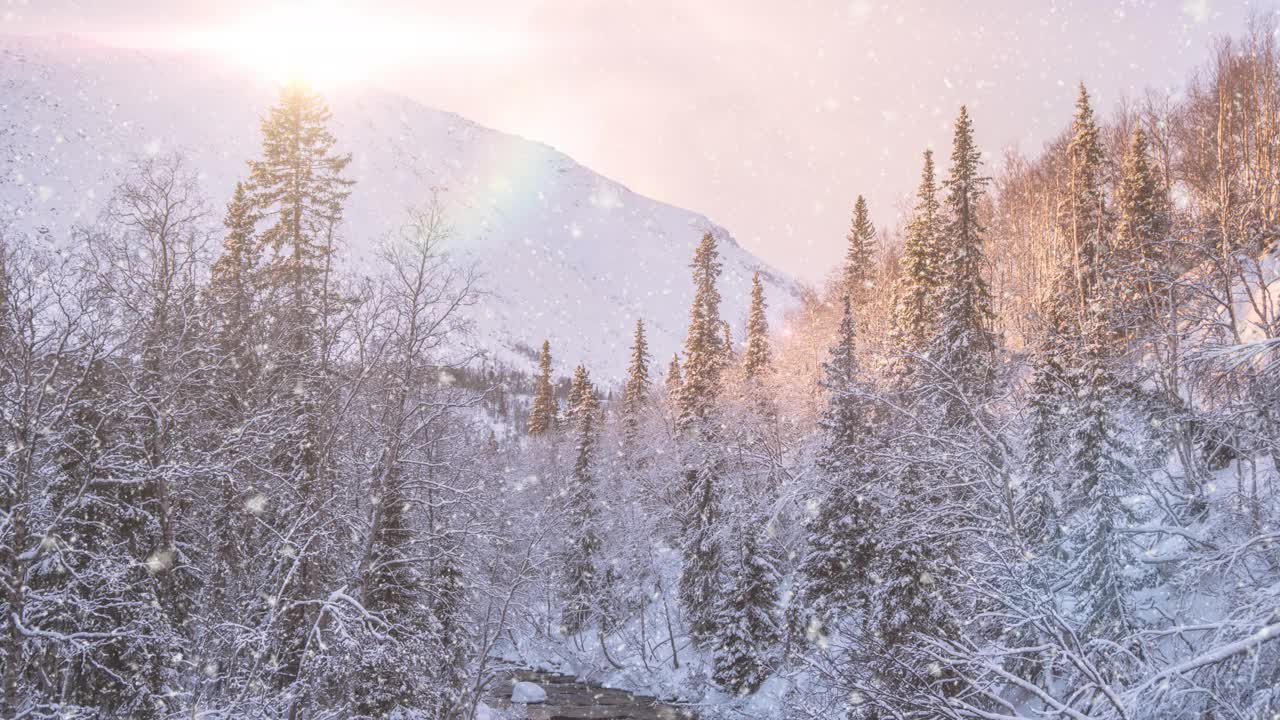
[0,34,799,380]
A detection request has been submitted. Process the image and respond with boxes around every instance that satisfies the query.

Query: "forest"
[3,15,1280,720]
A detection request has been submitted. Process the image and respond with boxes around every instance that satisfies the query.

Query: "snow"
[0,34,800,381]
[510,681,547,704]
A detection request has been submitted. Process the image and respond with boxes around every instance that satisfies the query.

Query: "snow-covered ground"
[0,34,799,381]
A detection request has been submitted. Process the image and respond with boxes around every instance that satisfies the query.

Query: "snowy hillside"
[0,34,798,380]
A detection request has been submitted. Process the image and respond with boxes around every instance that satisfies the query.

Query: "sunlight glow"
[187,1,524,88]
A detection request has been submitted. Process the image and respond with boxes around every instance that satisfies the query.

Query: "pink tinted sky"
[4,0,1262,280]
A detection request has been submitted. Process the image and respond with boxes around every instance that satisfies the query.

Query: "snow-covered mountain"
[0,35,799,381]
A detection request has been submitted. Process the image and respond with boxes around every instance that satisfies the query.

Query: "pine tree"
[1025,303,1071,545]
[1061,83,1110,329]
[931,106,997,424]
[1027,303,1070,475]
[676,232,726,646]
[246,81,354,690]
[665,352,682,405]
[892,150,944,363]
[249,81,353,371]
[711,514,781,695]
[565,362,587,427]
[205,181,262,614]
[677,232,725,431]
[1066,302,1137,639]
[528,339,558,436]
[428,550,471,716]
[1111,125,1170,337]
[743,272,772,381]
[208,181,262,412]
[844,195,876,299]
[622,319,651,443]
[562,364,602,635]
[795,296,878,633]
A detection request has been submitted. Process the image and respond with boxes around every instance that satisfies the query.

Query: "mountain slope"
[0,34,799,380]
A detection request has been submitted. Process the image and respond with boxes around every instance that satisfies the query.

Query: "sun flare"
[191,2,522,88]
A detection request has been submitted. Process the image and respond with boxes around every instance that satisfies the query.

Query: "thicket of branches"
[501,18,1280,720]
[5,16,1280,720]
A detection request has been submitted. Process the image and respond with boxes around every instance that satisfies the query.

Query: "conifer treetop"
[743,271,771,380]
[623,318,651,412]
[678,232,725,430]
[528,339,558,436]
[844,195,877,297]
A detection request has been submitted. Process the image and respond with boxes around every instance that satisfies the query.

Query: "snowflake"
[145,549,174,574]
[245,493,268,515]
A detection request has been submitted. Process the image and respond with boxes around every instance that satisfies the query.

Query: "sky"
[2,0,1265,281]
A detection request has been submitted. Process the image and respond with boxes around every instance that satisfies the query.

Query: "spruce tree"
[844,195,876,299]
[205,181,262,613]
[931,106,997,424]
[1112,125,1170,337]
[528,339,558,436]
[1061,83,1110,328]
[676,232,726,646]
[565,362,587,427]
[562,364,602,635]
[1066,303,1137,638]
[1025,303,1071,545]
[711,513,781,695]
[622,319,651,443]
[1027,302,1071,474]
[246,81,354,690]
[677,232,726,430]
[249,81,353,371]
[795,296,878,633]
[892,150,943,363]
[665,352,682,405]
[743,272,771,381]
[429,551,470,716]
[208,181,262,412]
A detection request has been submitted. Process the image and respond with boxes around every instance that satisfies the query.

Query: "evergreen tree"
[1061,83,1110,328]
[208,181,262,411]
[892,150,944,363]
[528,339,558,436]
[246,81,354,690]
[721,320,735,366]
[711,514,781,695]
[1025,303,1071,545]
[665,352,682,405]
[562,364,602,634]
[743,272,772,381]
[249,81,353,371]
[1111,125,1170,337]
[428,550,471,716]
[844,195,877,299]
[1066,303,1138,639]
[676,232,726,646]
[565,362,587,426]
[622,319,651,443]
[205,181,262,615]
[677,232,726,430]
[794,296,878,633]
[931,106,997,424]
